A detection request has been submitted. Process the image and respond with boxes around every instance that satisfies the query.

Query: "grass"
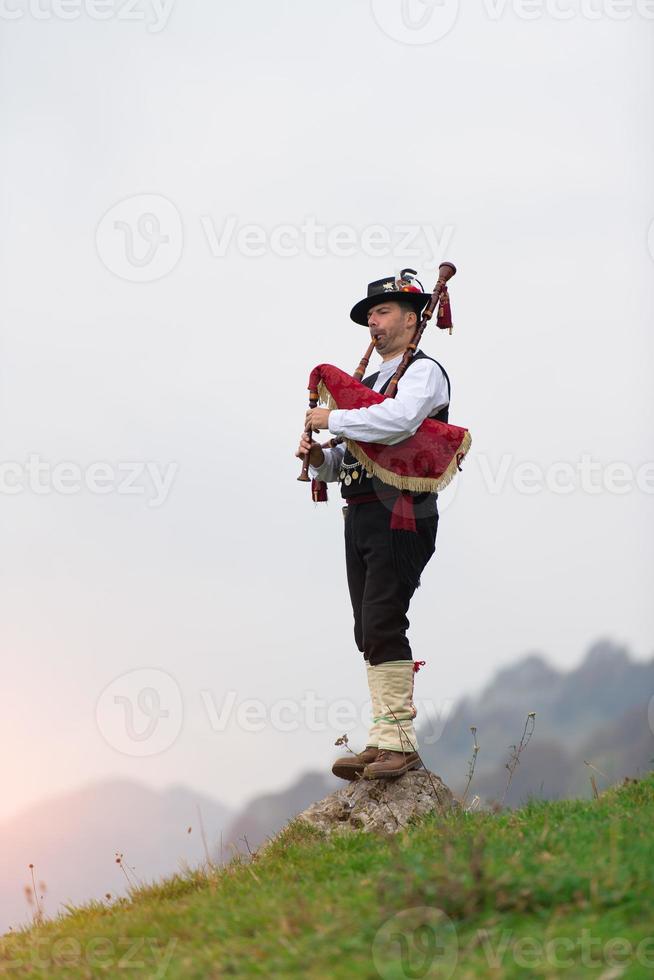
[1,774,653,977]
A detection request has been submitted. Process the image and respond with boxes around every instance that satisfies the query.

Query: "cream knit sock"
[370,660,419,753]
[365,662,383,748]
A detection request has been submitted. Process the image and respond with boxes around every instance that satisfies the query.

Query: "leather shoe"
[363,749,421,780]
[332,746,379,781]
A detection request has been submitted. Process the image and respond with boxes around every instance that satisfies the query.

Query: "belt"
[345,491,398,506]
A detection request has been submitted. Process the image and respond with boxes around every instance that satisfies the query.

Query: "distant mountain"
[0,779,232,936]
[419,639,654,805]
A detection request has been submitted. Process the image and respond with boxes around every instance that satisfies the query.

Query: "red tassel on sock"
[390,492,416,532]
[413,660,426,673]
[311,479,328,502]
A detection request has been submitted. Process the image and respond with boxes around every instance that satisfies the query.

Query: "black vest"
[339,350,451,503]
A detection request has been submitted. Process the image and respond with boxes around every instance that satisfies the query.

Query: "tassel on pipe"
[297,386,320,482]
[311,479,328,502]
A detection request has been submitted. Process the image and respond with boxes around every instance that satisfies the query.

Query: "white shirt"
[309,352,449,483]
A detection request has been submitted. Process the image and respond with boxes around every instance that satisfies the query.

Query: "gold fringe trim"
[318,377,472,492]
[317,380,338,411]
[347,431,472,493]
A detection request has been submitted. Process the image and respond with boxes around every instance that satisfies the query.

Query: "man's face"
[367,301,415,356]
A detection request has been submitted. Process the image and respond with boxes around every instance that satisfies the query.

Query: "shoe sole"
[331,763,365,782]
[363,758,422,780]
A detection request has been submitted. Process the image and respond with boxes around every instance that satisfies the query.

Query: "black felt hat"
[350,269,430,326]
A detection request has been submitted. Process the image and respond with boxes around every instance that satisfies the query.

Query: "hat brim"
[349,290,430,326]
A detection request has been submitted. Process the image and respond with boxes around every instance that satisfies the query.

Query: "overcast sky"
[1,0,653,821]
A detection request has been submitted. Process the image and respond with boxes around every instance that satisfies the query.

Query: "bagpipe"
[298,263,472,532]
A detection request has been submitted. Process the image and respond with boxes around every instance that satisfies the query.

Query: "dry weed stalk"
[384,703,445,805]
[196,803,214,868]
[114,852,139,891]
[500,712,536,807]
[584,759,608,800]
[336,731,402,826]
[461,726,480,806]
[583,760,608,780]
[375,788,402,830]
[25,865,46,924]
[334,733,357,756]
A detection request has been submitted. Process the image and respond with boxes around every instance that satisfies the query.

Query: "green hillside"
[2,774,653,978]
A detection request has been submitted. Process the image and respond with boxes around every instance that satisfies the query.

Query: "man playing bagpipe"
[295,266,470,780]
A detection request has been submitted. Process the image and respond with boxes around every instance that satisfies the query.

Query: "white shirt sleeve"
[327,360,449,446]
[308,442,347,482]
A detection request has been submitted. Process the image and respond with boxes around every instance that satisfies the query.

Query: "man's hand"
[305,408,331,432]
[295,431,325,468]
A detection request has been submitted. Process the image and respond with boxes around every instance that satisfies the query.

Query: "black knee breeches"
[344,499,438,667]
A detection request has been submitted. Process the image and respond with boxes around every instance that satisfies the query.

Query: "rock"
[296,770,456,836]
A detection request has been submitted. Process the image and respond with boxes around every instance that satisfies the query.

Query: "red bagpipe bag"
[309,363,472,497]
